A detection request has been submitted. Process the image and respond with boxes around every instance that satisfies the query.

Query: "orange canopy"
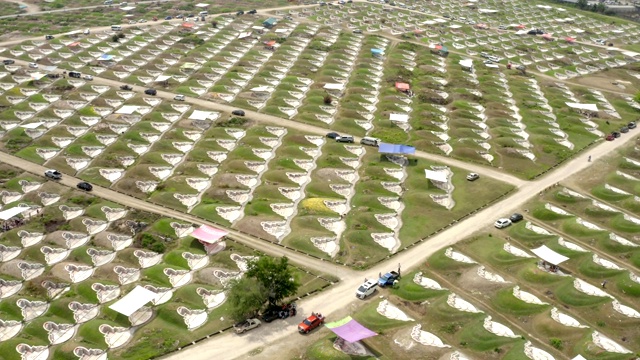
[182,22,194,28]
[264,40,276,46]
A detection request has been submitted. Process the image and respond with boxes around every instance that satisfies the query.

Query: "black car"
[145,88,157,96]
[620,126,629,133]
[261,303,296,323]
[326,132,340,139]
[248,9,257,14]
[509,213,524,223]
[120,84,132,90]
[236,10,244,15]
[3,59,15,65]
[612,131,621,138]
[187,14,194,18]
[232,109,245,116]
[627,121,636,129]
[77,182,93,191]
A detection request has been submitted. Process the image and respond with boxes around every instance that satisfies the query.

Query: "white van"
[356,280,378,299]
[83,28,90,35]
[199,11,208,15]
[360,136,380,147]
[111,25,122,31]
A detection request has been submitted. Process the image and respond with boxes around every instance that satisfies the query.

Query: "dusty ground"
[571,74,637,94]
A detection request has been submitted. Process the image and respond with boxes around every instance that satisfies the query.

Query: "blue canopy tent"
[371,48,384,57]
[97,54,114,61]
[378,143,415,155]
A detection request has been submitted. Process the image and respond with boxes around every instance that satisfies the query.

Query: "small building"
[263,17,277,29]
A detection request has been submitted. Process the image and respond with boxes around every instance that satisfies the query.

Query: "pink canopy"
[191,224,228,243]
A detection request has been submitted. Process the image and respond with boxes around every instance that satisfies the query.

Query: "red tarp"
[565,37,575,42]
[264,40,277,46]
[182,22,194,28]
[395,82,410,91]
[542,33,553,40]
[68,42,80,47]
[191,224,228,243]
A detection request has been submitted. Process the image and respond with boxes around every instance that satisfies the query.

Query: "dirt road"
[3,0,40,14]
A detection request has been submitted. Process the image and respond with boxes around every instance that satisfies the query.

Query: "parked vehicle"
[233,318,261,334]
[261,303,296,323]
[509,213,524,223]
[378,271,400,287]
[111,25,122,31]
[466,173,479,181]
[360,136,380,146]
[605,134,615,141]
[353,29,362,34]
[45,35,54,40]
[28,62,38,69]
[611,131,621,138]
[174,94,185,101]
[248,9,257,14]
[336,136,354,143]
[77,182,93,191]
[145,89,157,95]
[83,75,93,81]
[494,218,512,229]
[356,279,378,299]
[44,169,62,180]
[620,126,629,133]
[3,59,15,65]
[120,84,132,90]
[628,121,637,129]
[298,313,324,334]
[236,10,244,16]
[232,109,245,116]
[164,16,172,20]
[326,132,340,139]
[68,71,81,78]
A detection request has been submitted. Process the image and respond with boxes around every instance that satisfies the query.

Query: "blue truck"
[378,271,400,287]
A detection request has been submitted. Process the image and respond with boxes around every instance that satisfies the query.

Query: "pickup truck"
[298,312,324,334]
[233,318,261,334]
[378,271,400,287]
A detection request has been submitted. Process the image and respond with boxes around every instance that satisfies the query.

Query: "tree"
[245,256,299,305]
[577,0,587,9]
[323,94,333,105]
[227,277,268,322]
[211,20,218,28]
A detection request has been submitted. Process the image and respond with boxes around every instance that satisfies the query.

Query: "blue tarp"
[378,143,415,154]
[98,54,114,61]
[371,48,384,55]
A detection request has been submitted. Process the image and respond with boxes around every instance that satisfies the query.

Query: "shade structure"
[264,40,277,47]
[191,224,228,244]
[182,22,194,28]
[371,48,384,55]
[459,59,473,69]
[324,83,345,91]
[566,103,599,112]
[389,113,409,122]
[378,143,415,155]
[0,206,30,220]
[109,286,157,316]
[531,245,569,265]
[115,105,139,115]
[98,54,114,61]
[425,170,448,182]
[325,316,377,343]
[189,110,218,120]
[395,82,410,91]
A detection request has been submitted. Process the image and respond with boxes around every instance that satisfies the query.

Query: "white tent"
[389,113,409,122]
[449,24,462,29]
[275,28,289,33]
[0,206,30,220]
[120,6,136,11]
[425,170,448,183]
[238,31,252,39]
[485,63,499,68]
[116,105,139,115]
[566,103,598,112]
[189,110,217,120]
[516,29,528,35]
[478,9,498,13]
[155,75,171,82]
[195,3,209,7]
[434,18,448,23]
[531,245,569,265]
[251,26,264,30]
[21,122,43,129]
[324,83,345,91]
[459,59,473,69]
[109,286,157,316]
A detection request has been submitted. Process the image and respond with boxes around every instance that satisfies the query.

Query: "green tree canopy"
[227,277,268,322]
[245,256,299,305]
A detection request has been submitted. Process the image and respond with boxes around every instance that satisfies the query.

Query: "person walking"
[588,155,592,162]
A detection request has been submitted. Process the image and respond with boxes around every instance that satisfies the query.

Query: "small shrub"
[550,338,563,350]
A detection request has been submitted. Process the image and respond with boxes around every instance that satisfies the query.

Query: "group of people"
[1,216,25,232]
[540,260,559,273]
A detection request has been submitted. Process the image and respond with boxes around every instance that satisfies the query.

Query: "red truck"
[298,312,324,334]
